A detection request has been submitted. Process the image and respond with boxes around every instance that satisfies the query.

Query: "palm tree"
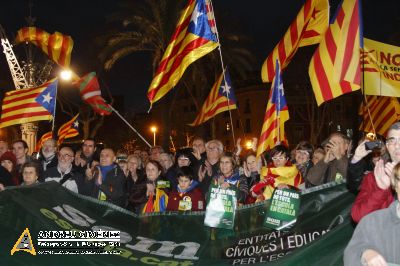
[97,0,256,148]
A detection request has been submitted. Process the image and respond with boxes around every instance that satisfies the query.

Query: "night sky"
[0,0,399,113]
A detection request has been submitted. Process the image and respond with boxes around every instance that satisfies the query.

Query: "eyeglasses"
[386,137,400,146]
[59,153,74,158]
[272,156,286,161]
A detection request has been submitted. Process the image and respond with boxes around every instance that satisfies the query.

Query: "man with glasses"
[42,146,80,193]
[351,122,400,223]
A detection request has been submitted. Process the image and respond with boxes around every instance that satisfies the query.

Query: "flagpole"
[52,81,58,133]
[209,0,236,146]
[361,46,377,138]
[108,105,152,148]
[276,61,281,144]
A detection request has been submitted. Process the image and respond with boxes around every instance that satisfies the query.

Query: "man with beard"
[38,139,58,174]
[43,146,80,193]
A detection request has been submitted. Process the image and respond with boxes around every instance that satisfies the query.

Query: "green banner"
[0,181,355,265]
[204,185,237,230]
[264,188,301,230]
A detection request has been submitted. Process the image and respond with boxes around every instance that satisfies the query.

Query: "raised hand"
[361,249,387,266]
[352,140,372,163]
[374,159,393,190]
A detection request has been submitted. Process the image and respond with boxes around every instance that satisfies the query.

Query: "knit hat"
[0,151,17,166]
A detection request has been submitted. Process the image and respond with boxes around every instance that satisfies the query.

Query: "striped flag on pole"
[257,61,290,157]
[15,27,73,68]
[261,0,329,83]
[147,0,219,107]
[359,96,400,136]
[35,131,53,153]
[0,79,58,128]
[189,69,237,126]
[309,0,362,106]
[57,114,79,145]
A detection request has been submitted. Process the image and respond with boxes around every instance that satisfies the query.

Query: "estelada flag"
[257,61,290,157]
[309,0,362,106]
[189,69,237,126]
[57,114,79,145]
[147,0,218,107]
[0,79,58,128]
[261,0,329,83]
[15,27,73,68]
[362,38,400,97]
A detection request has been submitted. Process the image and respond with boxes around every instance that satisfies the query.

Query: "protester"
[351,122,400,223]
[0,151,16,191]
[116,150,129,177]
[239,152,261,204]
[293,141,314,181]
[198,139,224,195]
[167,166,205,211]
[12,140,36,183]
[347,138,386,193]
[20,162,40,186]
[0,140,9,157]
[311,147,325,166]
[142,160,169,213]
[38,138,58,173]
[125,155,147,214]
[140,150,150,166]
[86,148,126,207]
[251,145,303,201]
[306,132,350,186]
[43,147,79,193]
[150,146,164,162]
[78,138,99,171]
[213,153,248,205]
[344,162,400,266]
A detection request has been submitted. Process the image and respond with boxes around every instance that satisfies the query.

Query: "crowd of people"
[0,122,399,265]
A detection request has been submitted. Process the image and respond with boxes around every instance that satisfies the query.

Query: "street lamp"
[150,126,157,146]
[60,70,72,81]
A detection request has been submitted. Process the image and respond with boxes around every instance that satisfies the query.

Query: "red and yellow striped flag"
[359,96,400,136]
[35,131,53,153]
[57,114,79,145]
[147,0,218,107]
[257,61,290,158]
[261,0,329,83]
[0,79,58,128]
[15,27,73,68]
[309,0,362,106]
[189,69,237,126]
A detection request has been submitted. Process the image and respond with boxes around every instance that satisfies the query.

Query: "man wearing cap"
[306,132,350,186]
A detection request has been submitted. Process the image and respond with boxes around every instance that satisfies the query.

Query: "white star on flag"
[73,121,79,127]
[42,93,53,104]
[221,82,231,96]
[191,3,203,26]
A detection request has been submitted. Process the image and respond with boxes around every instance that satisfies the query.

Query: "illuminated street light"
[60,70,72,81]
[245,140,253,150]
[150,126,157,146]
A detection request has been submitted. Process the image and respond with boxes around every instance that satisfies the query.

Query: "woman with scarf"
[251,145,303,202]
[167,166,205,211]
[212,153,248,205]
[142,160,169,213]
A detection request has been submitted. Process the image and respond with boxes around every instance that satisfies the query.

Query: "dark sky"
[0,0,399,113]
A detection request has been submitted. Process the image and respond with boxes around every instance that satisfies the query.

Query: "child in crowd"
[167,166,205,211]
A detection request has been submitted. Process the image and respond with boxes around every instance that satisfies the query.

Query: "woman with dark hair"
[142,160,169,213]
[0,151,19,188]
[20,161,40,187]
[293,141,314,183]
[250,144,303,201]
[167,166,205,211]
[212,153,248,205]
